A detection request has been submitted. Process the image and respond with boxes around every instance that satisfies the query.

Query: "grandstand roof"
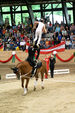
[0,0,74,6]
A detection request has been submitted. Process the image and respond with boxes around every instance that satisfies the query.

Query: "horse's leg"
[41,72,44,89]
[24,78,29,95]
[21,77,24,88]
[34,76,38,91]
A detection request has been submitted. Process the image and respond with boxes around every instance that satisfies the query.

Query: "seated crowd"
[0,20,75,51]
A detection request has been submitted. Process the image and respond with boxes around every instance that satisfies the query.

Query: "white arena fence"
[6,69,70,79]
[6,73,16,79]
[48,69,70,74]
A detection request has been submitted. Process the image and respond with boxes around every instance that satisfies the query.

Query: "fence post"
[53,51,57,62]
[12,51,16,63]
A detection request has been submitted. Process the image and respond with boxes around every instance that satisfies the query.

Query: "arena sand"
[0,74,75,113]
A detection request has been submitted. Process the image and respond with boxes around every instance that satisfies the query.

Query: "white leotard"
[36,22,45,32]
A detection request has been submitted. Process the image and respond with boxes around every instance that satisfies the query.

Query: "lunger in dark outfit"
[26,43,40,77]
[49,54,56,78]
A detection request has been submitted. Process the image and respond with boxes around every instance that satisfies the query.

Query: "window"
[2,7,10,12]
[66,2,73,8]
[53,11,63,23]
[12,6,21,11]
[45,12,52,23]
[33,12,41,20]
[68,10,73,23]
[22,6,28,10]
[53,4,62,8]
[15,6,21,11]
[32,5,40,10]
[3,14,11,25]
[22,13,29,25]
[45,4,51,9]
[15,14,21,25]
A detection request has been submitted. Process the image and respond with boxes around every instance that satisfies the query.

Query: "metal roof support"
[21,6,23,23]
[10,6,14,25]
[73,2,75,24]
[25,0,35,25]
[62,0,70,25]
[40,4,43,18]
[27,5,35,25]
[51,4,54,25]
[0,7,3,25]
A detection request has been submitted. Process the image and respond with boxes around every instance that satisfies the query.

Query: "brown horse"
[11,60,48,95]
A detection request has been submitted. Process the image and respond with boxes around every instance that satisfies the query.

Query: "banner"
[26,41,65,54]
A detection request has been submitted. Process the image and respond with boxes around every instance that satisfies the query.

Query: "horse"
[11,60,48,95]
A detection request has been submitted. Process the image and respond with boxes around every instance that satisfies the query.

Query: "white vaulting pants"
[34,29,42,45]
[34,21,45,45]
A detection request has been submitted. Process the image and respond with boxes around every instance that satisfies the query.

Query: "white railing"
[48,69,70,74]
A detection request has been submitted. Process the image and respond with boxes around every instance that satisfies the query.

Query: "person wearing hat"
[49,54,56,78]
[33,18,47,47]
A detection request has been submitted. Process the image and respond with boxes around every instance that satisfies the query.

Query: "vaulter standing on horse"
[33,18,47,47]
[27,18,47,77]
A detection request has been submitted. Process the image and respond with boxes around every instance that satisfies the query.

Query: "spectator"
[65,38,72,49]
[0,26,2,38]
[40,38,45,49]
[70,32,75,42]
[16,39,20,48]
[48,21,53,32]
[17,30,21,38]
[70,23,75,33]
[65,25,70,35]
[58,33,62,43]
[60,25,64,33]
[0,19,75,51]
[55,24,60,33]
[61,37,65,42]
[20,38,26,51]
[44,39,50,49]
[53,32,57,45]
[72,37,75,49]
[62,28,67,36]
[49,54,56,78]
[2,27,6,37]
[5,30,9,38]
[10,40,15,50]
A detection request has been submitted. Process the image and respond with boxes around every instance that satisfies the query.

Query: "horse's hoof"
[34,87,36,91]
[23,88,27,95]
[42,86,44,89]
[23,91,27,96]
[22,93,27,96]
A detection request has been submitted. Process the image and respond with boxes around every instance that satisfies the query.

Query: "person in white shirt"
[33,19,47,46]
[20,38,26,51]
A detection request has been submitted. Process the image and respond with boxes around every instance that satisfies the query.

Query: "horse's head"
[11,67,20,80]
